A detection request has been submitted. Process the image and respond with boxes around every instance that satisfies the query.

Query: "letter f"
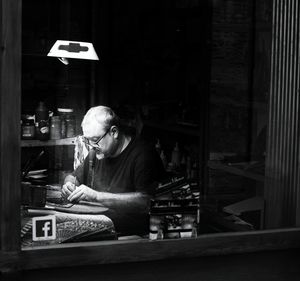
[42,221,51,238]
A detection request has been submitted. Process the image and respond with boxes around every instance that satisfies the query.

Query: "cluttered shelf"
[21,137,76,147]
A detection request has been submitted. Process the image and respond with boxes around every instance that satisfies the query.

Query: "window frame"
[1,0,300,273]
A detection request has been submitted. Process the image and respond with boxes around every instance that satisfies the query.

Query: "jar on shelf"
[57,108,75,138]
[21,117,35,140]
[66,115,76,138]
[50,116,62,140]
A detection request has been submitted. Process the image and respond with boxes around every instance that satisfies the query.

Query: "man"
[62,105,165,235]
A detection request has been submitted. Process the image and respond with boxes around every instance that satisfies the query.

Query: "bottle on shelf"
[160,150,168,169]
[35,101,48,121]
[155,138,162,155]
[35,101,49,141]
[180,153,186,167]
[171,142,181,167]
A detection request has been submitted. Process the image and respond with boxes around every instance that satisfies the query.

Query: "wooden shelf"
[21,137,76,147]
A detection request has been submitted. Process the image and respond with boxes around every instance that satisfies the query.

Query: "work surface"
[21,185,117,247]
[21,208,116,248]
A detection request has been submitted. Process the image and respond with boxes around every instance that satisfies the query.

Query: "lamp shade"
[47,40,99,63]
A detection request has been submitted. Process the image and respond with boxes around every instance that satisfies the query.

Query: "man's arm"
[67,184,151,212]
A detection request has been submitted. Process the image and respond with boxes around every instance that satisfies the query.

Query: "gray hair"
[81,105,120,130]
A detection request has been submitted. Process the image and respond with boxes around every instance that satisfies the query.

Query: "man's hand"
[67,184,98,202]
[61,181,76,198]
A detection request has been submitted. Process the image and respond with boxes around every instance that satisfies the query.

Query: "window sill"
[1,227,300,272]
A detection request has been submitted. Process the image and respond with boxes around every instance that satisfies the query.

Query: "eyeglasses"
[82,127,110,148]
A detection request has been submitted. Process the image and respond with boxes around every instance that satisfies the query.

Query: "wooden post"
[0,0,22,251]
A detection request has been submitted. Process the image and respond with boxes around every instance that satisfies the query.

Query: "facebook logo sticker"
[32,215,56,241]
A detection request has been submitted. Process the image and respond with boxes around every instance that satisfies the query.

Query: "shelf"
[21,137,76,147]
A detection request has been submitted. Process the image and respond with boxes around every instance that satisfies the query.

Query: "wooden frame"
[0,0,22,252]
[1,0,300,273]
[1,228,300,271]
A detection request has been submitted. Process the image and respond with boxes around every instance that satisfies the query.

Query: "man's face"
[83,123,118,157]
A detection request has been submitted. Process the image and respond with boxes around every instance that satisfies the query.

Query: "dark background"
[21,0,272,209]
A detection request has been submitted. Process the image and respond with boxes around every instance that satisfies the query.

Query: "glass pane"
[21,0,287,250]
[20,0,209,248]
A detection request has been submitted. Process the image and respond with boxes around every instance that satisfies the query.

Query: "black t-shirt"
[73,137,165,235]
[73,137,165,195]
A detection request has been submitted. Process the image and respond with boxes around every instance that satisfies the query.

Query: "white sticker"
[32,215,56,241]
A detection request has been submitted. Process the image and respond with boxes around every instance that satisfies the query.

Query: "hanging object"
[47,40,99,65]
